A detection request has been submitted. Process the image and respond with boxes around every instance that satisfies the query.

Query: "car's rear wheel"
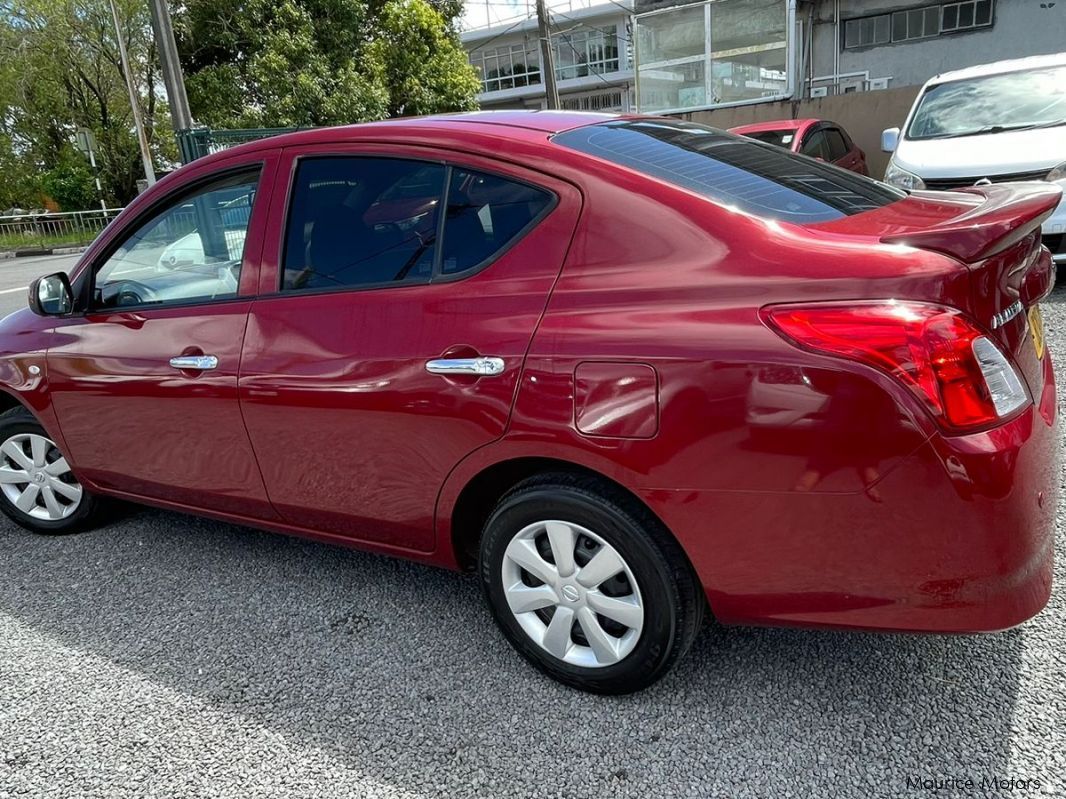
[0,406,98,534]
[480,473,704,694]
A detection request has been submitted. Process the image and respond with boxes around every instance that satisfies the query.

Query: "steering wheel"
[104,279,161,308]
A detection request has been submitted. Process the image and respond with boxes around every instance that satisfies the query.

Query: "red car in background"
[2,113,1058,694]
[730,118,870,175]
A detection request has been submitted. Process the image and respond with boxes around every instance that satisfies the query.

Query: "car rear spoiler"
[880,183,1063,263]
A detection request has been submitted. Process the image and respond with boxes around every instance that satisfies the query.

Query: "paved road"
[0,273,1064,797]
[0,253,81,317]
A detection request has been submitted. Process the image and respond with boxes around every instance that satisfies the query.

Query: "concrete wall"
[811,0,1066,89]
[676,83,920,177]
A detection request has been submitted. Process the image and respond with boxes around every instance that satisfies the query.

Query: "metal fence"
[177,127,299,164]
[0,208,125,252]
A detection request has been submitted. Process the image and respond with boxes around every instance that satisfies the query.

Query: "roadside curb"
[0,246,88,260]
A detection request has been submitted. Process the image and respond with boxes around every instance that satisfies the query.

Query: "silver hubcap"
[501,520,644,668]
[0,433,82,521]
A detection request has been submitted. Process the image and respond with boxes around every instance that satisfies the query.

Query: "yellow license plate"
[1029,304,1045,360]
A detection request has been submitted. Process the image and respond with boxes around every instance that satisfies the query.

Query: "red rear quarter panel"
[448,145,1054,632]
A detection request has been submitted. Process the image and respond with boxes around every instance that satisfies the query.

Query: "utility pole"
[535,0,560,109]
[107,0,156,186]
[75,128,108,213]
[148,0,193,133]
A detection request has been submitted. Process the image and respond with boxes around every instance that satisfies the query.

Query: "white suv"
[882,53,1066,263]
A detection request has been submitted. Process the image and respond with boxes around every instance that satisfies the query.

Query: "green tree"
[0,0,173,207]
[41,146,98,211]
[177,0,479,128]
[371,0,482,117]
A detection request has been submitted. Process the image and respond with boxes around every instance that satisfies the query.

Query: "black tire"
[479,473,705,694]
[0,405,99,535]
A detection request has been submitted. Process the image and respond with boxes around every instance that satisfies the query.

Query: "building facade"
[461,2,635,112]
[815,0,1064,94]
[628,0,1065,113]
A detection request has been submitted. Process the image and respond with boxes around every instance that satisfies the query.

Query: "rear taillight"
[762,301,1029,433]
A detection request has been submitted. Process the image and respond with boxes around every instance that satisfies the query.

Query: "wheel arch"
[0,387,26,417]
[0,384,78,475]
[444,454,692,577]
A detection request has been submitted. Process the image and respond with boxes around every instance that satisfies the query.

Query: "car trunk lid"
[810,183,1061,403]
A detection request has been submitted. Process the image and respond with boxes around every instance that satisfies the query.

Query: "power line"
[467,14,536,51]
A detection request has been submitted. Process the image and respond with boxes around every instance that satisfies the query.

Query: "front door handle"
[425,357,505,377]
[169,355,219,370]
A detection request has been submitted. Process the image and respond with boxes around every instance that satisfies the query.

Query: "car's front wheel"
[0,406,98,534]
[480,474,704,694]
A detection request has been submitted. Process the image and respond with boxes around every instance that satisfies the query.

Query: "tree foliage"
[177,0,480,128]
[0,0,174,208]
[0,0,477,212]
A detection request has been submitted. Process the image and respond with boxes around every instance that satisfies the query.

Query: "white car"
[157,229,247,269]
[881,52,1066,264]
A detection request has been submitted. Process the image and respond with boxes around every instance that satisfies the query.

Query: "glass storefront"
[635,0,793,114]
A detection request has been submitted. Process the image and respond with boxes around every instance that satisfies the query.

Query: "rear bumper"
[647,351,1058,633]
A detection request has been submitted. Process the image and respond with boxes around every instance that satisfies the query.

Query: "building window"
[891,6,940,41]
[470,41,541,93]
[843,1,992,49]
[634,0,790,114]
[559,89,626,112]
[844,15,890,48]
[554,28,620,81]
[942,0,993,31]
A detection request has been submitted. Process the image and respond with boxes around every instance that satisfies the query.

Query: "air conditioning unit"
[810,86,828,98]
[867,77,891,91]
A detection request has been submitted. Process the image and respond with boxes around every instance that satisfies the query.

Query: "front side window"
[906,65,1066,140]
[282,158,445,292]
[554,120,903,224]
[94,169,259,309]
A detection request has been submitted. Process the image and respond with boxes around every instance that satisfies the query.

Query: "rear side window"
[799,130,830,160]
[824,129,850,161]
[440,169,553,275]
[554,120,903,224]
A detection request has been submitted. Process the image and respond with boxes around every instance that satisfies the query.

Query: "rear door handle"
[169,355,219,370]
[425,357,505,377]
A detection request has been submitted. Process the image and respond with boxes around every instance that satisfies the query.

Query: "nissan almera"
[1,112,1058,693]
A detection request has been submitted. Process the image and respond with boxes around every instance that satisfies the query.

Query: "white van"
[882,53,1066,263]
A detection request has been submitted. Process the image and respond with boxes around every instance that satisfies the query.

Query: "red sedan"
[730,118,870,175]
[3,113,1058,694]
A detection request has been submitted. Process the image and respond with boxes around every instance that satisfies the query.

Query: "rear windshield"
[740,129,796,148]
[553,119,903,224]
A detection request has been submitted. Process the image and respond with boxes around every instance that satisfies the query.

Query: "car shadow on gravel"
[0,503,1037,798]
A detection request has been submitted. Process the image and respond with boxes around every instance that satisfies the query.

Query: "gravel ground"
[2,293,1065,798]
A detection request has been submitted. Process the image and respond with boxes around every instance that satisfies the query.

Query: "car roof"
[925,51,1066,86]
[728,118,819,134]
[188,111,625,169]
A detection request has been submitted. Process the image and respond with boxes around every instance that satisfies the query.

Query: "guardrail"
[0,208,125,252]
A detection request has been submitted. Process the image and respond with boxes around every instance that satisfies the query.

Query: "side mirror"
[881,127,900,153]
[28,272,74,316]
